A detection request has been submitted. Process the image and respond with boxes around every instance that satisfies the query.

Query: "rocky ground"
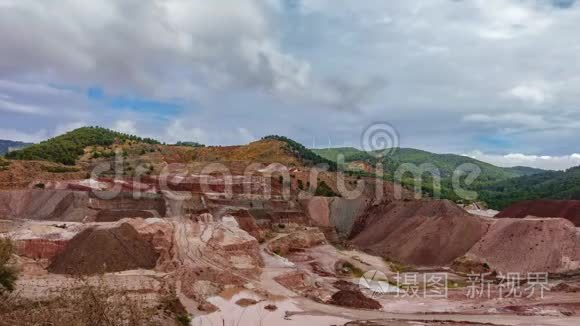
[1,173,580,326]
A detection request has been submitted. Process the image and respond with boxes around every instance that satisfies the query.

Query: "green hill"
[504,166,547,176]
[263,135,337,171]
[313,147,548,201]
[313,147,544,181]
[5,126,159,165]
[479,166,580,210]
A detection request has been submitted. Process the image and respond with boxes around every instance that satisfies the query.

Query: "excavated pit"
[0,189,168,222]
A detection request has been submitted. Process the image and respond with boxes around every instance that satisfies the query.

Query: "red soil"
[48,223,158,274]
[496,200,580,226]
[328,290,382,310]
[16,239,68,260]
[351,200,491,266]
[228,209,263,242]
[462,217,580,273]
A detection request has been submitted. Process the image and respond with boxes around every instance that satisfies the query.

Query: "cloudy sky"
[1,0,580,170]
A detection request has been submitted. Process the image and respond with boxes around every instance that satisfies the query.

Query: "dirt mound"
[351,200,490,266]
[48,223,158,274]
[496,200,580,226]
[460,218,580,273]
[333,280,359,292]
[328,290,382,310]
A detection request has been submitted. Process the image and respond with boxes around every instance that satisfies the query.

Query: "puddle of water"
[191,290,349,326]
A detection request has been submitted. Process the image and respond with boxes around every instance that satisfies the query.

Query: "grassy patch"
[42,165,81,173]
[447,280,468,289]
[383,257,412,273]
[176,314,191,326]
[342,261,365,278]
[0,158,10,171]
[0,238,17,294]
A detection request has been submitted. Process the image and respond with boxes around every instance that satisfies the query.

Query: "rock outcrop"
[268,228,327,256]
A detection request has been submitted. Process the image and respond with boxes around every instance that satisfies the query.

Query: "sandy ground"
[191,236,580,326]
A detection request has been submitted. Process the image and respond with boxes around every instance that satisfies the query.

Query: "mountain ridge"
[312,147,547,179]
[0,139,33,155]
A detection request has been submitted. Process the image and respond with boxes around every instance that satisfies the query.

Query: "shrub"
[0,238,17,294]
[42,166,81,173]
[0,158,10,171]
[314,181,340,197]
[297,179,304,190]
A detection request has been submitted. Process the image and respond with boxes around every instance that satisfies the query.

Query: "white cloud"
[475,0,554,40]
[505,83,552,105]
[237,127,256,143]
[165,119,207,144]
[113,120,137,135]
[0,0,370,111]
[463,113,548,129]
[465,150,580,170]
[0,98,48,115]
[0,127,48,143]
[2,0,580,156]
[54,121,87,137]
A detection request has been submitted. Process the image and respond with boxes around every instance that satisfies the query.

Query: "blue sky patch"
[86,86,183,116]
[476,135,512,150]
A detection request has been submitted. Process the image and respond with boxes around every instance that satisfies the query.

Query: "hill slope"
[5,127,159,165]
[314,147,550,202]
[479,166,580,209]
[0,140,33,155]
[263,136,337,170]
[313,147,544,180]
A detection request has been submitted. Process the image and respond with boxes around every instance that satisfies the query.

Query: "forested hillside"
[263,135,337,170]
[313,147,549,204]
[6,127,159,165]
[479,166,580,209]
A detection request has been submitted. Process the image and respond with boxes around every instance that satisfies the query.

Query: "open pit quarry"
[1,171,580,326]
